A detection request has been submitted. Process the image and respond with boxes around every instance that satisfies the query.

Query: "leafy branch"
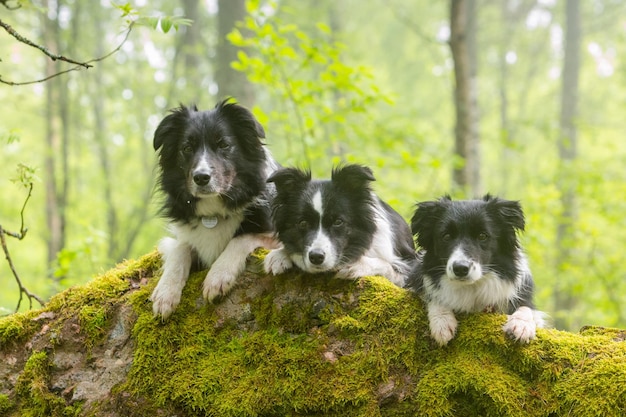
[0,164,45,313]
[228,3,392,165]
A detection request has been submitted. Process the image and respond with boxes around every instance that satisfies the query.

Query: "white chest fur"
[425,272,518,313]
[170,213,244,267]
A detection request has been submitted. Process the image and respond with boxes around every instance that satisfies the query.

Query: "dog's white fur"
[151,197,279,319]
[423,255,545,346]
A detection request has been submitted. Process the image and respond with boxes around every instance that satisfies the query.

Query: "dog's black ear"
[217,98,266,139]
[153,105,193,151]
[486,195,525,231]
[411,199,446,250]
[331,164,375,189]
[267,168,311,194]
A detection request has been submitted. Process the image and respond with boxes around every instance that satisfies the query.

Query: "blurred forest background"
[1,0,625,332]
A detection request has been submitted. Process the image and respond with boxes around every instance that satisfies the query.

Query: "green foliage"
[52,242,97,284]
[1,128,20,145]
[228,0,394,169]
[112,2,193,33]
[9,163,36,189]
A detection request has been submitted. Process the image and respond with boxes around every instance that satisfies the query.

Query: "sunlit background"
[1,0,625,331]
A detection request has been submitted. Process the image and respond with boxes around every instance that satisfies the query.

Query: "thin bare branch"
[0,22,134,86]
[0,226,46,313]
[3,190,31,241]
[1,0,21,10]
[0,182,45,313]
[85,22,134,65]
[0,64,84,86]
[0,18,91,68]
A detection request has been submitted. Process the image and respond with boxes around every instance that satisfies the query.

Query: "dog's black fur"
[154,100,273,231]
[264,164,417,286]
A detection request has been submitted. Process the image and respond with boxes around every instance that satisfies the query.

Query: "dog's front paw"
[203,265,238,302]
[336,264,365,279]
[428,305,458,346]
[337,256,380,279]
[503,306,537,343]
[336,257,401,284]
[264,249,293,275]
[150,276,183,320]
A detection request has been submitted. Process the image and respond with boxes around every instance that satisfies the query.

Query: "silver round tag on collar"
[201,216,218,229]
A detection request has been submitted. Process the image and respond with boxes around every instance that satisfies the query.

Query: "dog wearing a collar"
[150,100,280,319]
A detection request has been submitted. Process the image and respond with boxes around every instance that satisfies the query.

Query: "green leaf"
[135,16,159,30]
[134,16,192,33]
[10,163,36,188]
[227,29,245,46]
[112,2,135,18]
[237,50,249,65]
[316,22,332,34]
[160,18,173,34]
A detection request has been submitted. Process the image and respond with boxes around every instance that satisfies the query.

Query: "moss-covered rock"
[0,251,625,416]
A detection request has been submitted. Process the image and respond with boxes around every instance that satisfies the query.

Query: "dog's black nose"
[452,261,471,277]
[308,249,325,265]
[193,173,211,186]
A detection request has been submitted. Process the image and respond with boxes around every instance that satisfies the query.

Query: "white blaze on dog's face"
[269,165,379,275]
[298,190,339,272]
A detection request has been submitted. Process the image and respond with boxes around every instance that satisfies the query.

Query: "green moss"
[1,251,161,352]
[46,251,161,314]
[0,309,40,349]
[118,254,626,416]
[78,305,108,350]
[5,249,626,416]
[119,267,428,415]
[0,393,14,414]
[14,350,82,417]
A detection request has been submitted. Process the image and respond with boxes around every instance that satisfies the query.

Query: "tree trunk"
[116,104,155,261]
[216,0,255,106]
[449,0,481,197]
[554,0,581,330]
[165,0,204,107]
[41,0,68,282]
[92,6,119,263]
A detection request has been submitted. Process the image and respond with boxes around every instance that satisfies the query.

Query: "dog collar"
[201,216,219,229]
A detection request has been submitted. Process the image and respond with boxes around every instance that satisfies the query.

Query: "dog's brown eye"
[478,232,489,241]
[298,220,308,230]
[182,144,193,154]
[217,139,230,150]
[332,219,344,228]
[442,233,452,242]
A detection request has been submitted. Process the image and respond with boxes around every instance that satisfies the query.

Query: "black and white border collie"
[263,165,417,286]
[406,194,545,346]
[150,99,279,319]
